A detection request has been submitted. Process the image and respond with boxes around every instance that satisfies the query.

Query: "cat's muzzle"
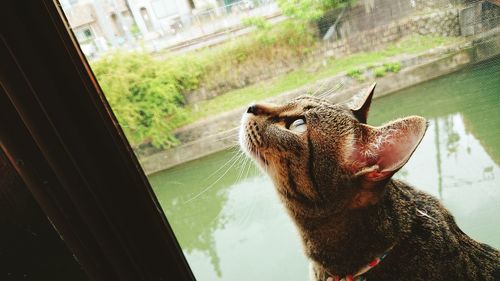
[239,112,268,166]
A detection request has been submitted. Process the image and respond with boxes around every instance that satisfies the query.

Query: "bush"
[374,66,386,77]
[92,51,188,149]
[276,0,353,21]
[383,62,401,73]
[347,68,364,81]
[373,62,401,78]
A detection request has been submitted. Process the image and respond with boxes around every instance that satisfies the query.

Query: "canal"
[148,57,500,281]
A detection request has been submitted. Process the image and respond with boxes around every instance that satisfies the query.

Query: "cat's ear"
[347,82,376,124]
[347,116,427,208]
[350,116,427,181]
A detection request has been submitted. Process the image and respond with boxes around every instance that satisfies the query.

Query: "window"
[74,26,93,41]
[3,0,499,280]
[83,28,92,38]
[140,7,153,32]
[68,0,500,278]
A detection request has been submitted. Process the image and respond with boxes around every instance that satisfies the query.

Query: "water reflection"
[396,111,500,247]
[149,57,500,281]
[149,152,308,280]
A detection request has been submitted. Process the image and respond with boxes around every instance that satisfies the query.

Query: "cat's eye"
[288,118,307,133]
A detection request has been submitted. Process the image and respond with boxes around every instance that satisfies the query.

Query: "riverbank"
[140,27,500,175]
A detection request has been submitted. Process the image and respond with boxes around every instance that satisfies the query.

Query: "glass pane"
[60,0,500,280]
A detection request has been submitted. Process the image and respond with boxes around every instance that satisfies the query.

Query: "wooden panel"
[0,1,195,280]
[0,148,88,281]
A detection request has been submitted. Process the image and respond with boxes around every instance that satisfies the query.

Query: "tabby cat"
[239,83,500,281]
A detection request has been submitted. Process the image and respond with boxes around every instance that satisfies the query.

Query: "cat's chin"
[239,112,270,169]
[238,113,252,155]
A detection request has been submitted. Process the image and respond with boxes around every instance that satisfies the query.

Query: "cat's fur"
[239,83,500,280]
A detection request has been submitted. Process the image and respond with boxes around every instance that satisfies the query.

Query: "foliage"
[92,51,188,149]
[347,68,364,81]
[374,62,401,77]
[373,66,386,77]
[242,16,272,30]
[383,62,401,73]
[242,16,279,45]
[276,0,353,21]
[130,24,141,38]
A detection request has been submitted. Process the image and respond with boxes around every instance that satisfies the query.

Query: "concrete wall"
[140,29,500,175]
[328,0,453,40]
[324,9,460,55]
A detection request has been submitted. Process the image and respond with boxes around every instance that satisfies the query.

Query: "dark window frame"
[0,1,195,280]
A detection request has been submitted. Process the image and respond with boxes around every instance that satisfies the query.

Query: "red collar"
[326,246,392,281]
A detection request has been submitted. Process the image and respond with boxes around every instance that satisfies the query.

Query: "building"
[60,0,137,57]
[60,0,205,57]
[61,0,277,57]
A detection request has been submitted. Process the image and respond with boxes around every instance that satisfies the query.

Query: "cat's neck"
[286,179,413,276]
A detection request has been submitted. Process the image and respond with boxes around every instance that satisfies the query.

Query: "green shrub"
[383,62,401,73]
[374,66,386,77]
[92,51,188,149]
[276,0,353,21]
[373,62,401,78]
[347,68,364,81]
[242,16,272,30]
[242,16,276,45]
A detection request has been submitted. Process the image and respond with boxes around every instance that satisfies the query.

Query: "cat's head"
[239,83,427,210]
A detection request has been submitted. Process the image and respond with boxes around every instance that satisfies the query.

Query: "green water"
[149,57,500,281]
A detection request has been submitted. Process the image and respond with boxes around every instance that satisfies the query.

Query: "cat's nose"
[247,104,258,115]
[246,103,277,115]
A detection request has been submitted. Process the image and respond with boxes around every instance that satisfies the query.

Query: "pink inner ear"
[350,116,427,178]
[364,170,392,181]
[375,126,423,172]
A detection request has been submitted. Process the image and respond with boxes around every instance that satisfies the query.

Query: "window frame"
[0,1,196,280]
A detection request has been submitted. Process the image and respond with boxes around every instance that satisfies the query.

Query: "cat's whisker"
[182,127,240,146]
[206,126,240,137]
[310,79,330,96]
[184,152,241,203]
[318,80,345,98]
[211,131,240,142]
[243,154,253,179]
[206,147,242,180]
[240,156,249,181]
[235,152,249,183]
[233,149,247,177]
[226,143,241,149]
[318,85,341,98]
